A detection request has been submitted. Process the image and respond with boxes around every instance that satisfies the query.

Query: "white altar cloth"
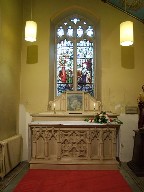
[29,121,106,126]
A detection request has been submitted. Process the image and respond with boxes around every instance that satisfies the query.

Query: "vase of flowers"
[84,111,123,125]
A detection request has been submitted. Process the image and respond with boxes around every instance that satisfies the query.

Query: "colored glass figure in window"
[56,14,95,96]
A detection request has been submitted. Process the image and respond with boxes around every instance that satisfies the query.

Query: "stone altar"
[29,91,120,170]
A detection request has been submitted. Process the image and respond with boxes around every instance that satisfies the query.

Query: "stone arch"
[49,5,101,101]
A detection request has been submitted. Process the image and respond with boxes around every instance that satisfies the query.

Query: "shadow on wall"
[27,45,38,64]
[121,46,134,69]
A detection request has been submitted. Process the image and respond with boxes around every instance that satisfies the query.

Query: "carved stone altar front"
[29,91,120,169]
[29,123,120,169]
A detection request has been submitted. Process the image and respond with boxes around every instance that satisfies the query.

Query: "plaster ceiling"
[101,0,144,23]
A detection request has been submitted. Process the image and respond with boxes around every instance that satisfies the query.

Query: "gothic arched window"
[55,14,95,96]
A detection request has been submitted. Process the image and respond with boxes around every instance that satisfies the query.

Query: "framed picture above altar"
[44,91,101,115]
[66,91,84,113]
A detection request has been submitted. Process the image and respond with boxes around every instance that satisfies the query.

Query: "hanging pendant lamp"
[120,0,134,46]
[25,21,37,42]
[120,21,133,46]
[25,0,37,42]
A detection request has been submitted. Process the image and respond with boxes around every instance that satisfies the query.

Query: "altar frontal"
[29,91,121,170]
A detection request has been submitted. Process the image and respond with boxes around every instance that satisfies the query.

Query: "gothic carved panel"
[29,124,119,163]
[60,130,87,159]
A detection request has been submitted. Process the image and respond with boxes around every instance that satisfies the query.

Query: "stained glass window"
[56,14,95,96]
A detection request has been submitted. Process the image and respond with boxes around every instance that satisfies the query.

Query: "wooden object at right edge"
[127,129,144,177]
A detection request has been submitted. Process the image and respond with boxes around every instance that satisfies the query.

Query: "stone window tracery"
[55,14,96,96]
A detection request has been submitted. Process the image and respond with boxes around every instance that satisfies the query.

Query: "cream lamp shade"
[120,21,133,46]
[25,21,37,42]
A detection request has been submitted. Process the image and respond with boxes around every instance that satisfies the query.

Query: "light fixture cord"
[125,0,126,13]
[31,0,32,20]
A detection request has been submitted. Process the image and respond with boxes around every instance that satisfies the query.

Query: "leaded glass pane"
[77,26,83,37]
[77,39,94,96]
[71,18,80,24]
[56,14,95,96]
[56,39,74,96]
[67,26,73,37]
[57,26,64,37]
[86,26,94,37]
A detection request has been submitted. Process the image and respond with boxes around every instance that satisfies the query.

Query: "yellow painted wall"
[21,0,144,114]
[0,0,22,140]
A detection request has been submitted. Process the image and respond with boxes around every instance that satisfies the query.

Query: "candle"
[94,103,95,110]
[53,103,56,114]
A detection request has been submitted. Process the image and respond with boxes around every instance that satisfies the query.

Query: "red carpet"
[13,170,132,192]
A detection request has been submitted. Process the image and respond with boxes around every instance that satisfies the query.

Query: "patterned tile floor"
[120,163,144,192]
[0,162,29,192]
[1,162,144,192]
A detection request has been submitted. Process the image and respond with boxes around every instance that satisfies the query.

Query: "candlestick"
[54,103,56,114]
[94,103,96,111]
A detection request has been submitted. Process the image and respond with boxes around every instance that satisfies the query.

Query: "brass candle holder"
[54,103,56,114]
